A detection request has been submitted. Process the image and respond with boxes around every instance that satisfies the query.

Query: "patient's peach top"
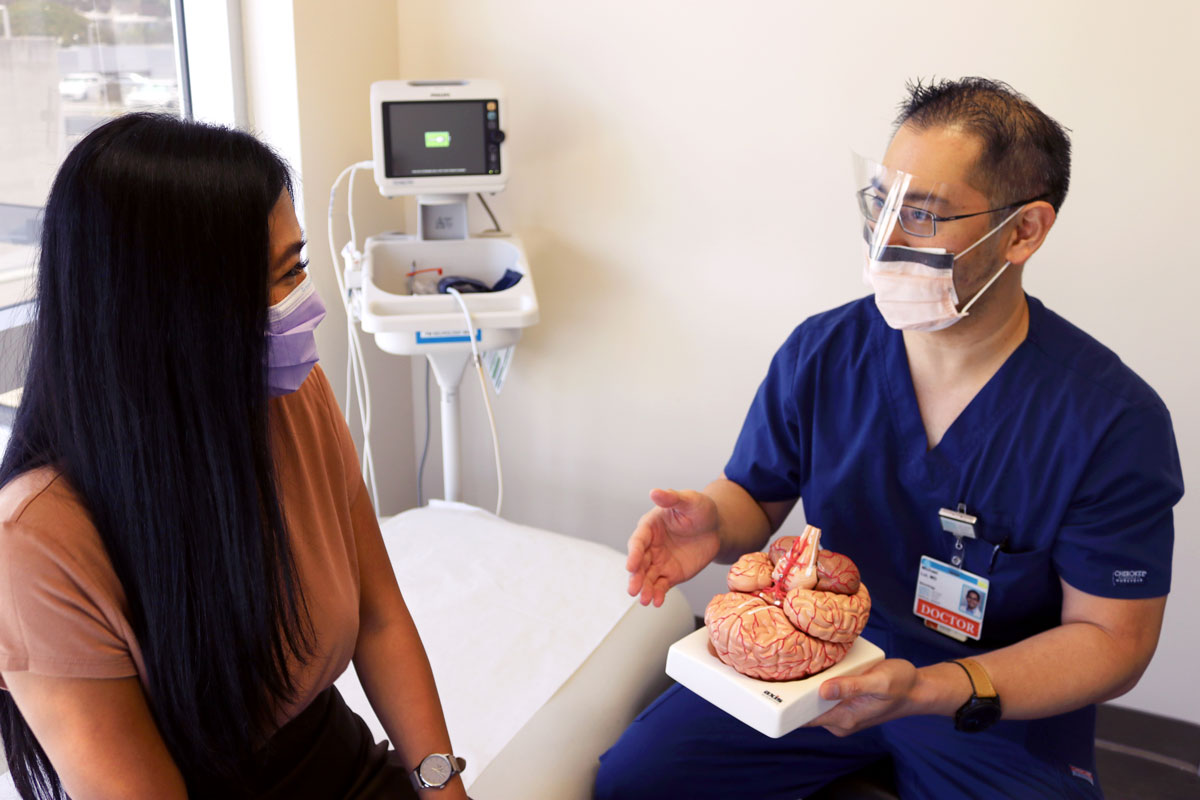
[0,365,369,725]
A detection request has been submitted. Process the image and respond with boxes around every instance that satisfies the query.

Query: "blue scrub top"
[725,295,1184,668]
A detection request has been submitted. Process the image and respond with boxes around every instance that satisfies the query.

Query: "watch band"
[951,658,997,699]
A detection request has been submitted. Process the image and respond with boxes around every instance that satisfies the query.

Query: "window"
[0,0,193,441]
[0,0,188,332]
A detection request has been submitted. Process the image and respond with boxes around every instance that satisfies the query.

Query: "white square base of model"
[665,628,886,738]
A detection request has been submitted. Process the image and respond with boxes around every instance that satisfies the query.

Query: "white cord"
[348,166,360,253]
[416,359,431,507]
[445,287,504,517]
[348,320,379,509]
[327,161,379,514]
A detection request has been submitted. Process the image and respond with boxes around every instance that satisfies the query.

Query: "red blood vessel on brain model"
[705,526,871,681]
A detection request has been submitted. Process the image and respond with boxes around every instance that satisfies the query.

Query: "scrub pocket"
[959,527,1061,649]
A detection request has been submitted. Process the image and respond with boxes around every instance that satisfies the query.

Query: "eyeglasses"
[856,188,1048,238]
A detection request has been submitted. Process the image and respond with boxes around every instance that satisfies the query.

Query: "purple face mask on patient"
[266,273,326,396]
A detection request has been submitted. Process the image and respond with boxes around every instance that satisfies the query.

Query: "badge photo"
[959,585,986,618]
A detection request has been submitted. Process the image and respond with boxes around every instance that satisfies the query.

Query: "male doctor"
[962,589,984,618]
[595,78,1184,799]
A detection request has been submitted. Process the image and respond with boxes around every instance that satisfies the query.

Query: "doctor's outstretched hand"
[626,488,720,607]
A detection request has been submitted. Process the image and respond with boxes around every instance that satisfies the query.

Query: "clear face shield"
[854,153,962,263]
[853,153,1026,332]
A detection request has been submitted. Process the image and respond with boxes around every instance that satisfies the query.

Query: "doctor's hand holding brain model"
[0,114,468,800]
[597,77,1183,800]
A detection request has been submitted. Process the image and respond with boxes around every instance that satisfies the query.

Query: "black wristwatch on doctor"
[951,658,1002,733]
[410,752,467,790]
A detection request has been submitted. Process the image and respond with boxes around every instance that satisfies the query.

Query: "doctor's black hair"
[895,77,1072,214]
[0,113,313,799]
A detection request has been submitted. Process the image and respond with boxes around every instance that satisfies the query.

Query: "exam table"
[336,501,694,798]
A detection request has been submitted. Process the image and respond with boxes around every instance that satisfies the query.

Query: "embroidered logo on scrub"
[1112,570,1148,585]
[1069,765,1095,785]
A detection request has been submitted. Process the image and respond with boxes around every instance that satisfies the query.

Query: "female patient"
[0,114,467,799]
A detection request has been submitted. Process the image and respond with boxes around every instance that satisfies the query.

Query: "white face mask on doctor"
[861,208,1021,332]
[854,152,1031,332]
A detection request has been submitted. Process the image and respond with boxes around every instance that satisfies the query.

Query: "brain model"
[704,525,870,681]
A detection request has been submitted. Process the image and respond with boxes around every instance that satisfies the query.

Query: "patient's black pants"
[194,685,421,799]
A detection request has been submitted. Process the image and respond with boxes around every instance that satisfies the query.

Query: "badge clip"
[938,504,977,539]
[939,504,977,567]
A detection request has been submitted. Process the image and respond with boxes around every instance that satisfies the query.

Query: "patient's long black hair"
[0,113,313,798]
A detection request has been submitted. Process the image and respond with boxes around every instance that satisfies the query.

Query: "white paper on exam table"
[335,500,636,787]
[666,628,885,738]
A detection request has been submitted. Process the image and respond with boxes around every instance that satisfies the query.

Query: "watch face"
[420,754,453,785]
[957,698,1003,733]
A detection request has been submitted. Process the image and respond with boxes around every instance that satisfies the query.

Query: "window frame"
[179,0,246,128]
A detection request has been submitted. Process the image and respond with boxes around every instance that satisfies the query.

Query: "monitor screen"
[382,99,500,178]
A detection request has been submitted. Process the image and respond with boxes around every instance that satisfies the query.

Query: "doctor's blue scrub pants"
[594,683,1102,799]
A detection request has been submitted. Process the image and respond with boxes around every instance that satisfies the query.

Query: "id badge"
[913,556,989,641]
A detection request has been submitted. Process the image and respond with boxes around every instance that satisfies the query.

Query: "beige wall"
[391,1,1200,724]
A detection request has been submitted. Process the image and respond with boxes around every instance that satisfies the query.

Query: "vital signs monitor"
[370,79,507,197]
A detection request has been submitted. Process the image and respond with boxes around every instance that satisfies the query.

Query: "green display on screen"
[425,131,451,148]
